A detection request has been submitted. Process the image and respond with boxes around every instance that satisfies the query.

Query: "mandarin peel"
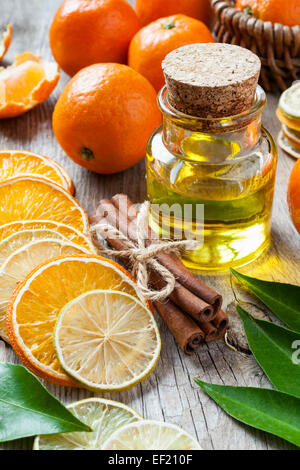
[0,24,12,61]
[0,52,60,118]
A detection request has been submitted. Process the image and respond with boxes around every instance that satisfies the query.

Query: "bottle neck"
[158,86,266,163]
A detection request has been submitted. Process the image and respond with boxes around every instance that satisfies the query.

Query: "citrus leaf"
[231,269,300,332]
[194,379,300,447]
[0,363,91,442]
[237,305,300,398]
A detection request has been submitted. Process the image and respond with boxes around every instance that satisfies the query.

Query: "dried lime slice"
[54,289,161,391]
[102,420,202,450]
[279,82,300,120]
[33,398,141,450]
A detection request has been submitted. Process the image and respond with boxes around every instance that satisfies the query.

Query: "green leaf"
[0,363,91,442]
[237,305,300,398]
[231,269,300,332]
[194,379,300,447]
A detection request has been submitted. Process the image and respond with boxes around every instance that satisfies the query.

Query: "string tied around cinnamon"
[90,201,198,302]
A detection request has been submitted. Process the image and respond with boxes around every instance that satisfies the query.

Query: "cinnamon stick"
[212,309,229,340]
[94,198,216,323]
[91,217,206,354]
[197,320,218,343]
[153,299,205,355]
[149,271,214,323]
[90,195,229,352]
[107,195,223,315]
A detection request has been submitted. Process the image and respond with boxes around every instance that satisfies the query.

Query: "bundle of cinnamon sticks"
[90,194,228,355]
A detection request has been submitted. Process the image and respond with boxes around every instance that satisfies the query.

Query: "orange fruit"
[0,52,59,119]
[0,24,12,61]
[235,0,300,27]
[7,255,150,387]
[0,176,89,234]
[288,159,300,233]
[0,150,74,194]
[53,63,161,174]
[128,15,215,92]
[135,0,212,26]
[49,0,141,76]
[0,221,96,251]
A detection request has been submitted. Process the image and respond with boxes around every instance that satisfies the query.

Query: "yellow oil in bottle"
[146,129,277,271]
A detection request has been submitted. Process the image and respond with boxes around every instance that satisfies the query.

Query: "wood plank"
[0,0,298,450]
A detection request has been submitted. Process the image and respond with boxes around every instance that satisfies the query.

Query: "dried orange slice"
[0,221,95,252]
[0,52,60,118]
[276,108,300,132]
[0,239,90,343]
[0,150,74,193]
[7,255,149,387]
[0,25,12,62]
[0,176,89,234]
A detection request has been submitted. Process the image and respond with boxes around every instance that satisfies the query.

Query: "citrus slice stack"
[7,255,155,386]
[277,82,300,158]
[0,221,96,251]
[0,239,90,343]
[54,290,161,391]
[0,176,89,233]
[0,25,12,62]
[102,420,202,450]
[33,398,202,451]
[0,52,60,118]
[33,398,141,450]
[0,150,74,193]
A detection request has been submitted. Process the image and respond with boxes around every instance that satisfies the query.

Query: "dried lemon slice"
[102,420,202,450]
[0,229,66,266]
[54,290,161,391]
[33,398,141,450]
[0,220,96,251]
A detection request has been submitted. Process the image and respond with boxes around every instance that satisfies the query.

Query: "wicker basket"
[211,0,300,91]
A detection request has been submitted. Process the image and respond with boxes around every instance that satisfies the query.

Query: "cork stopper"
[162,43,261,118]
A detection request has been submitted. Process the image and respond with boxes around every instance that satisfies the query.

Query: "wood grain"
[0,0,299,450]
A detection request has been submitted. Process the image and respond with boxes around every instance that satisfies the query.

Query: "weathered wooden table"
[1,0,299,451]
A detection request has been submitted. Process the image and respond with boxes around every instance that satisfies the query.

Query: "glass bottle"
[146,85,277,271]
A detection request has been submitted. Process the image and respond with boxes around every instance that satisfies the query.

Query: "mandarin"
[52,63,161,174]
[288,159,300,233]
[135,0,212,26]
[49,0,141,76]
[235,0,300,27]
[128,14,215,92]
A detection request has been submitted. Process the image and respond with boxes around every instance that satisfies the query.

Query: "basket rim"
[211,0,300,33]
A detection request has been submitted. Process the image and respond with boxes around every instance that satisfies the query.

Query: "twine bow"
[91,201,198,301]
